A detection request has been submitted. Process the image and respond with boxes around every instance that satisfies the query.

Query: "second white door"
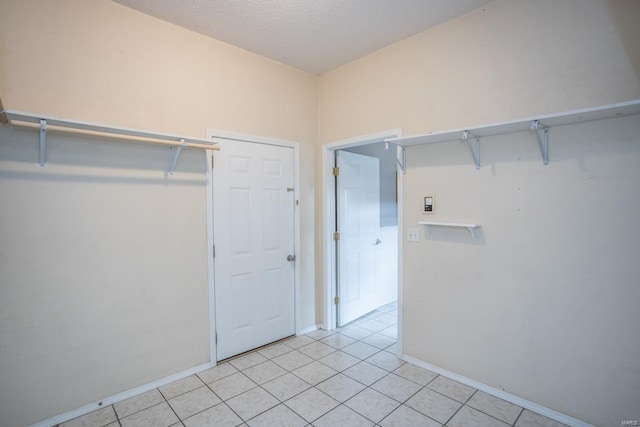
[336,150,389,326]
[213,140,295,360]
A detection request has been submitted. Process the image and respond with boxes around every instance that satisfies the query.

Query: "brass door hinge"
[333,167,339,176]
[211,156,215,168]
[334,296,340,304]
[333,232,340,241]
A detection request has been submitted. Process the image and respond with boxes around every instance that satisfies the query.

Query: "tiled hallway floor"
[60,302,567,427]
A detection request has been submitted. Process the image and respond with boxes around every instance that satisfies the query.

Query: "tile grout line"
[190,368,266,424]
[60,304,398,427]
[235,310,398,425]
[181,306,391,425]
[246,356,321,423]
[512,407,526,426]
[110,401,123,426]
[269,343,364,424]
[158,386,183,425]
[111,401,121,422]
[315,318,398,424]
[226,347,322,425]
[440,385,485,427]
[202,379,246,424]
[464,390,524,426]
[282,386,338,425]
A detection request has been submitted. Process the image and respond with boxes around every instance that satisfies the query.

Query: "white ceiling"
[112,0,492,75]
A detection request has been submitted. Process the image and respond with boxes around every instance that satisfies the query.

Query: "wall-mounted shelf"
[418,221,481,239]
[0,99,220,175]
[386,99,640,170]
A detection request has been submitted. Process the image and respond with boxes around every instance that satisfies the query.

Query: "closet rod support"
[462,130,481,169]
[397,145,406,174]
[531,120,549,165]
[39,119,47,167]
[468,226,477,239]
[386,140,407,174]
[0,97,7,123]
[168,138,187,175]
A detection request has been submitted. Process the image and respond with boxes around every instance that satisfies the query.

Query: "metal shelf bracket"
[39,119,47,167]
[462,130,481,169]
[531,120,549,165]
[168,138,187,175]
[1,100,221,172]
[419,221,481,239]
[398,146,406,174]
[385,140,407,174]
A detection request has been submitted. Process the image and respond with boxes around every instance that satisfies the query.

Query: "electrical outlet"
[407,227,420,242]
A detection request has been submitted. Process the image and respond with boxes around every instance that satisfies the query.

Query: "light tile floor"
[59,302,567,427]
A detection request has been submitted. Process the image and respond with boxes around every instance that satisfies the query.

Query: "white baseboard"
[402,354,591,427]
[30,362,213,427]
[297,324,320,335]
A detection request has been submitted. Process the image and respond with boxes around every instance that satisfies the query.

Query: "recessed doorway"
[322,129,403,353]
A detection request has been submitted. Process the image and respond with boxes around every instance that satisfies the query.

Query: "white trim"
[206,127,300,148]
[297,324,320,335]
[323,129,403,150]
[292,144,302,335]
[204,128,302,358]
[395,144,404,355]
[322,146,337,330]
[30,362,212,427]
[4,109,220,147]
[322,129,403,334]
[402,354,592,427]
[205,149,217,365]
[388,99,640,146]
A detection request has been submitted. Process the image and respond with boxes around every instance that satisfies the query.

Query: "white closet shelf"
[0,102,220,174]
[386,99,640,170]
[418,221,481,239]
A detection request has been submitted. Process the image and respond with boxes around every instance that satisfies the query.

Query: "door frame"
[322,129,403,353]
[205,128,301,365]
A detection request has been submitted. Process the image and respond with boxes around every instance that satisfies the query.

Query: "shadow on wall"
[0,39,5,98]
[417,225,487,246]
[0,125,208,185]
[605,0,640,81]
[405,115,640,171]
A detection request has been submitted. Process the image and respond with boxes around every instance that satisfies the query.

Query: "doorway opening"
[322,129,403,353]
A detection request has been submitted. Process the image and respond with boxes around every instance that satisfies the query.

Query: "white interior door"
[336,150,388,326]
[213,140,295,360]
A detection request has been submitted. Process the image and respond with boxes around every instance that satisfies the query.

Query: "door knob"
[287,254,296,262]
[374,239,382,245]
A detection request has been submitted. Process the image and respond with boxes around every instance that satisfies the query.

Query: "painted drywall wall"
[319,0,640,142]
[0,127,212,425]
[318,0,640,425]
[403,116,640,426]
[0,0,317,425]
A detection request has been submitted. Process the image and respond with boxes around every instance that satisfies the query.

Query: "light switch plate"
[407,227,420,242]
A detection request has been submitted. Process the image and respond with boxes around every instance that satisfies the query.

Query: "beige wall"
[0,0,317,425]
[403,117,640,426]
[318,0,640,426]
[319,0,640,142]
